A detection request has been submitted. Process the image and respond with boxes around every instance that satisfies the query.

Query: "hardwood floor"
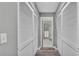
[35,47,60,56]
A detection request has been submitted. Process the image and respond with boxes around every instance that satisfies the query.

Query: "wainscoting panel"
[62,41,76,56]
[18,40,34,56]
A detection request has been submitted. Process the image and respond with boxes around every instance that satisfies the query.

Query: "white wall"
[0,2,39,56]
[0,2,17,56]
[19,2,33,56]
[19,2,39,56]
[56,2,79,56]
[19,3,33,45]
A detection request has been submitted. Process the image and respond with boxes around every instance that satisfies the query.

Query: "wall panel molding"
[58,33,79,53]
[18,37,34,51]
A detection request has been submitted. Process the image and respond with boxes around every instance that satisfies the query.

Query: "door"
[40,17,53,47]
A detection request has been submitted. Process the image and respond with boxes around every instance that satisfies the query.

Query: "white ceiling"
[35,2,59,13]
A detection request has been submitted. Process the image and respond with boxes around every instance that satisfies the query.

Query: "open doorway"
[40,17,53,48]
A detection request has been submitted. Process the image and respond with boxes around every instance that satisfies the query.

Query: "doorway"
[40,17,53,48]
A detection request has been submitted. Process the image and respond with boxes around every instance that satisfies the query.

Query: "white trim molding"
[25,2,34,12]
[17,2,19,56]
[57,2,71,18]
[61,2,71,13]
[26,2,39,17]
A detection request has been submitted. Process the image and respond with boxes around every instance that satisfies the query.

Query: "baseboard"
[38,46,42,50]
[33,46,42,56]
[33,48,38,56]
[53,46,57,48]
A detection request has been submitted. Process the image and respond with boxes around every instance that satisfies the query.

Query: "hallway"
[18,2,79,56]
[0,2,79,56]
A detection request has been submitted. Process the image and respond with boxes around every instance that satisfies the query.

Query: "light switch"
[0,33,7,44]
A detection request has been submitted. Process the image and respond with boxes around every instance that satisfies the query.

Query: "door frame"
[40,17,53,48]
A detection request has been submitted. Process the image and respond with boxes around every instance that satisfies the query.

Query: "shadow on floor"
[35,47,60,56]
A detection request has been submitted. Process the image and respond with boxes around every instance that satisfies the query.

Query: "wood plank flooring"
[35,47,60,56]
